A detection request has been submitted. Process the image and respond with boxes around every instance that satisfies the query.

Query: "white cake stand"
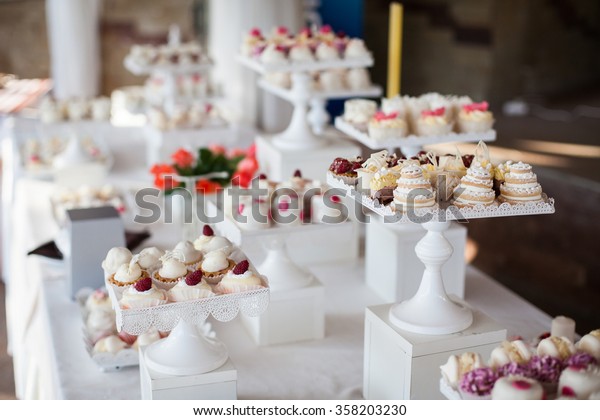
[106,247,269,375]
[327,173,555,335]
[237,55,379,150]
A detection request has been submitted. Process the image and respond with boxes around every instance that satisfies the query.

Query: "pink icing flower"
[249,28,262,37]
[276,26,288,35]
[421,107,445,117]
[320,25,333,34]
[374,111,399,121]
[463,101,489,113]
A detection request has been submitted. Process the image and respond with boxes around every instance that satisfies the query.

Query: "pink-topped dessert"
[415,107,452,136]
[368,111,408,142]
[457,100,494,133]
[491,376,545,400]
[459,367,498,399]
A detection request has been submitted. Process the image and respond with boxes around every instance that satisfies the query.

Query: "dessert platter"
[326,144,555,335]
[214,170,348,290]
[439,320,600,400]
[238,25,380,148]
[102,228,269,375]
[335,94,496,155]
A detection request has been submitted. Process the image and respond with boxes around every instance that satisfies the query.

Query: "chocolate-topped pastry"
[373,186,395,205]
[462,154,474,168]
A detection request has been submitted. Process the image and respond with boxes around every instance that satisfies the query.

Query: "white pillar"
[46,0,101,100]
[208,0,303,131]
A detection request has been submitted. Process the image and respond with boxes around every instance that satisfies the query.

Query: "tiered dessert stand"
[327,173,555,398]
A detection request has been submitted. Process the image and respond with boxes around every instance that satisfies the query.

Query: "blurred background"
[1,0,599,398]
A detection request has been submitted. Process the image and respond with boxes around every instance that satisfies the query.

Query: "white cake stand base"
[388,220,473,335]
[144,319,228,376]
[258,234,314,291]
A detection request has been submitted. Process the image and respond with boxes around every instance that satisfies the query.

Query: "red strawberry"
[203,225,214,236]
[185,270,203,286]
[232,260,250,275]
[134,277,152,292]
[293,169,302,178]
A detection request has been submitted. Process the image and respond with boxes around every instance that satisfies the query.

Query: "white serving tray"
[258,79,382,102]
[326,173,555,223]
[334,117,496,150]
[237,54,373,74]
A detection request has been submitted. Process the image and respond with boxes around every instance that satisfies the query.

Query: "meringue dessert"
[109,260,148,288]
[217,260,264,294]
[119,277,168,310]
[173,240,203,268]
[193,225,233,255]
[102,247,133,279]
[558,365,600,399]
[153,254,188,288]
[201,250,235,285]
[167,270,215,302]
[136,247,164,272]
[489,340,533,369]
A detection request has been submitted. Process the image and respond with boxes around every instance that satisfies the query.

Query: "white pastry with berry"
[215,260,265,294]
[168,270,215,302]
[119,277,167,310]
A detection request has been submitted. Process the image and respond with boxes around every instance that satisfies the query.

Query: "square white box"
[363,303,506,400]
[242,279,325,346]
[365,219,466,302]
[139,347,237,400]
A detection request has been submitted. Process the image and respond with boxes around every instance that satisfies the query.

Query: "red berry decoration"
[462,154,475,168]
[258,173,267,180]
[329,158,352,174]
[185,270,203,286]
[293,169,302,178]
[134,277,152,292]
[203,225,214,236]
[232,260,250,275]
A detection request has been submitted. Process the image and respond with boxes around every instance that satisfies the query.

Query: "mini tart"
[108,270,149,288]
[119,285,168,310]
[215,270,265,294]
[152,270,187,289]
[167,279,215,302]
[202,259,236,285]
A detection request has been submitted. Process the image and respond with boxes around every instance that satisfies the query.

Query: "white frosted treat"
[168,276,215,302]
[93,335,127,355]
[381,96,407,118]
[39,97,63,123]
[457,101,494,133]
[157,257,188,281]
[453,161,495,207]
[346,68,371,90]
[217,260,263,293]
[119,280,167,309]
[133,329,162,350]
[86,309,116,336]
[136,247,164,271]
[264,72,291,89]
[318,69,346,91]
[173,241,202,266]
[393,164,436,210]
[537,336,576,360]
[577,330,600,359]
[551,316,576,343]
[489,340,533,368]
[344,38,370,59]
[193,234,233,255]
[102,247,132,275]
[499,161,543,203]
[415,108,452,136]
[343,99,377,125]
[289,44,314,62]
[98,184,117,200]
[315,43,339,61]
[558,366,600,399]
[85,289,113,313]
[368,112,408,141]
[112,261,144,286]
[260,44,287,64]
[491,376,544,400]
[440,352,484,389]
[201,250,230,274]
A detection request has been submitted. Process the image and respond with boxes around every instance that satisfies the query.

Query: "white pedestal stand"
[366,218,466,303]
[364,303,506,400]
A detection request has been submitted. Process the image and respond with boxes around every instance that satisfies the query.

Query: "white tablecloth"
[7,178,553,399]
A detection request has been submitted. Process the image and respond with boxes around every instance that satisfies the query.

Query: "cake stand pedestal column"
[257,234,314,291]
[388,220,472,335]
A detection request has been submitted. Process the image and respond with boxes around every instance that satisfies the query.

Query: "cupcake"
[102,247,133,281]
[201,250,235,285]
[316,24,335,43]
[173,240,203,269]
[381,95,407,119]
[537,336,576,360]
[489,340,533,369]
[457,101,494,133]
[86,309,116,343]
[459,367,498,399]
[344,38,370,59]
[136,247,164,273]
[152,254,188,289]
[346,68,371,90]
[168,270,215,302]
[499,162,543,204]
[119,277,168,310]
[491,376,544,400]
[318,69,346,91]
[85,288,113,313]
[260,44,287,64]
[368,111,408,142]
[440,352,485,390]
[577,330,600,359]
[193,225,233,256]
[315,42,339,61]
[328,157,363,186]
[289,44,314,62]
[558,365,600,399]
[216,260,265,294]
[108,260,149,291]
[392,164,436,211]
[452,161,496,207]
[343,99,377,125]
[415,107,452,136]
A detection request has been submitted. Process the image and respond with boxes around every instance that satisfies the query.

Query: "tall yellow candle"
[387,2,403,98]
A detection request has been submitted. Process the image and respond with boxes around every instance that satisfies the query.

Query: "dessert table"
[8,179,554,399]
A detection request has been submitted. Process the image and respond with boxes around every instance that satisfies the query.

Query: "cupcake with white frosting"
[108,260,149,294]
[315,42,339,61]
[173,240,203,269]
[102,247,133,281]
[415,107,453,136]
[201,250,235,285]
[216,260,264,294]
[344,38,370,59]
[346,68,371,90]
[260,44,287,64]
[168,270,215,302]
[343,99,377,125]
[457,101,494,133]
[119,277,167,310]
[136,247,164,273]
[289,44,314,62]
[152,253,188,289]
[193,225,233,255]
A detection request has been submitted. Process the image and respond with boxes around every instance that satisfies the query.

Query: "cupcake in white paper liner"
[136,247,164,273]
[200,250,235,285]
[102,247,132,281]
[107,257,149,297]
[152,251,189,290]
[415,107,452,136]
[457,101,494,133]
[167,270,216,302]
[214,260,265,294]
[173,240,203,270]
[119,278,168,310]
[193,225,233,256]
